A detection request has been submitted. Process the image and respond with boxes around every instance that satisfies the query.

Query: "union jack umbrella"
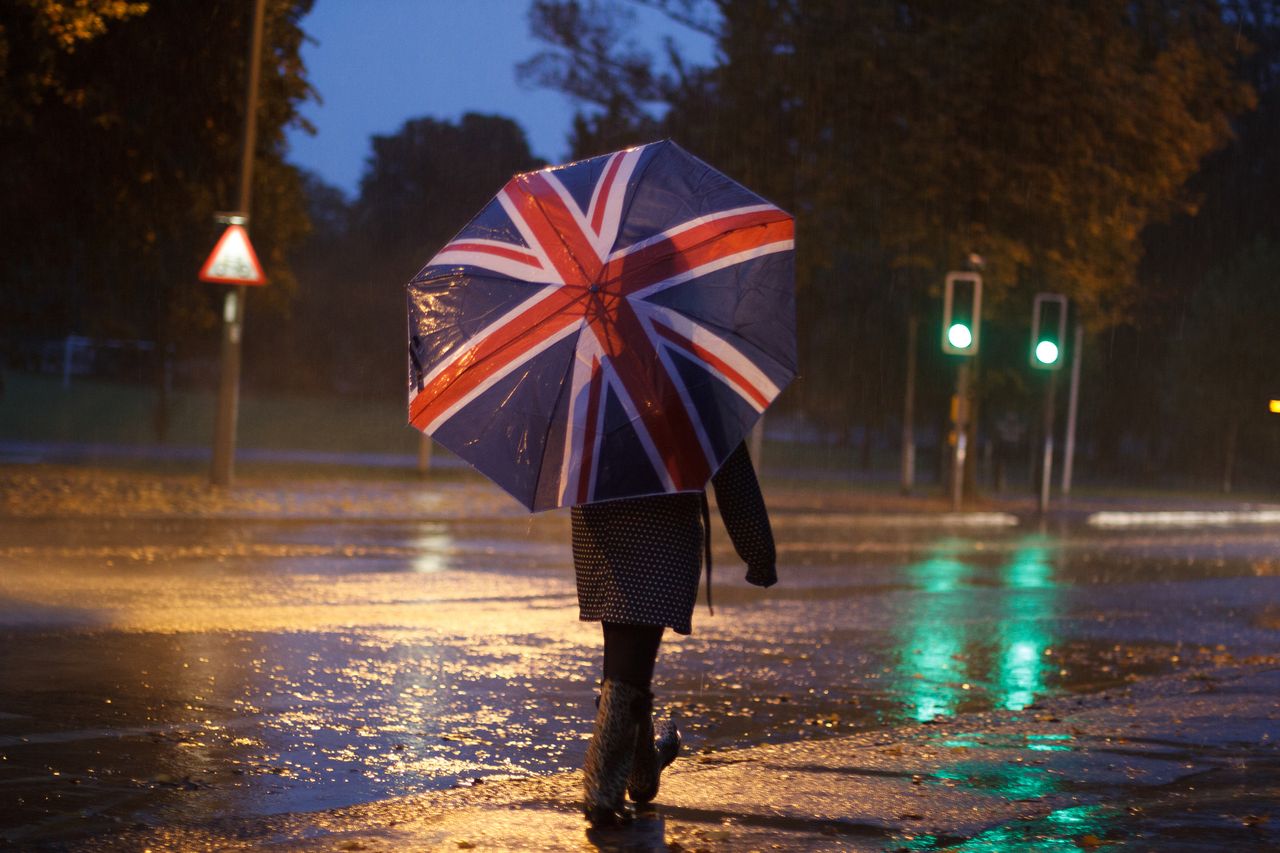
[406,141,796,511]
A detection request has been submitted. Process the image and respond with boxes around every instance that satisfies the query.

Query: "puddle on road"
[0,520,1276,848]
[0,627,597,846]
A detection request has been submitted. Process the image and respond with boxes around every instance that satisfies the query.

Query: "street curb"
[775,511,1020,528]
[1088,508,1280,528]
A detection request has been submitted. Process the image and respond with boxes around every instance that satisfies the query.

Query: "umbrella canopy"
[407,140,796,511]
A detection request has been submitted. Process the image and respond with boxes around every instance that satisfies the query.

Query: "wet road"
[0,478,1277,848]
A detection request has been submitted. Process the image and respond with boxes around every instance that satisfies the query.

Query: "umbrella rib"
[413,289,594,430]
[641,299,769,345]
[408,140,795,511]
[516,175,600,284]
[440,296,587,390]
[638,303,797,387]
[530,322,584,509]
[610,218,793,298]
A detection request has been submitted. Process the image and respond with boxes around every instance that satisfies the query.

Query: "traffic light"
[1030,293,1068,370]
[942,271,982,356]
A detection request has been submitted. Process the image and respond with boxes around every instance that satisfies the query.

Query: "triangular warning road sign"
[199,224,267,285]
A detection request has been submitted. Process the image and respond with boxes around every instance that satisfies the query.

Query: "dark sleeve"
[710,441,777,587]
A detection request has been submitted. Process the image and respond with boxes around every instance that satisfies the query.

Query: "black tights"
[601,621,664,689]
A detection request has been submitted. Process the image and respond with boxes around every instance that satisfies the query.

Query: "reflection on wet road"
[0,487,1276,846]
[894,541,1058,722]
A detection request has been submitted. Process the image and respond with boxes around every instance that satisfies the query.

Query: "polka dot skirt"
[571,442,776,635]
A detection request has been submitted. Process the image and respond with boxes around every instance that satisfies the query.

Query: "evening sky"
[285,1,715,197]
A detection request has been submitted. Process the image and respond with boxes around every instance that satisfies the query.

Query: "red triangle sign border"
[199,224,267,286]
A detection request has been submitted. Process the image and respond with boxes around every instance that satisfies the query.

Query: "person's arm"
[710,441,777,587]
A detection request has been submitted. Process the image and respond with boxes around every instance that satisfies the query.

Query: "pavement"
[68,663,1279,852]
[0,440,453,472]
[4,439,1279,528]
[3,455,1279,852]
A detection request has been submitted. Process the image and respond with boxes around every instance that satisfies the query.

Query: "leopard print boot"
[582,679,645,827]
[627,693,681,804]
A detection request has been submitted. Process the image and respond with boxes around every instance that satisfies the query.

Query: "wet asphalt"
[0,472,1277,849]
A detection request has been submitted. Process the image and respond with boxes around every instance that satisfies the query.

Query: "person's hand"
[745,562,777,588]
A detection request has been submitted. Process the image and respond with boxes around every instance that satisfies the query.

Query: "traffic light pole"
[1061,323,1084,497]
[951,361,970,511]
[940,270,981,509]
[1038,369,1058,515]
[900,313,918,495]
[210,0,267,487]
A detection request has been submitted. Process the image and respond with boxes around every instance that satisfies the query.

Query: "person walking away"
[572,441,777,827]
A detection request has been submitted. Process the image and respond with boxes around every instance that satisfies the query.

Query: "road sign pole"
[210,0,267,487]
[417,432,433,476]
[211,287,245,484]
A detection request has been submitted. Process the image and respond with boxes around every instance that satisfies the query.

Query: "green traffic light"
[1034,340,1059,364]
[947,323,973,350]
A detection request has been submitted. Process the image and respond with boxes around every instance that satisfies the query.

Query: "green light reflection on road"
[996,541,1055,711]
[1027,733,1072,752]
[899,549,972,721]
[934,760,1053,801]
[896,538,1059,722]
[939,805,1114,852]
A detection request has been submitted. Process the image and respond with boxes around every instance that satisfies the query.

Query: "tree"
[520,0,700,157]
[245,170,349,394]
[1083,3,1280,483]
[1167,238,1280,490]
[303,113,545,398]
[0,0,314,412]
[525,0,1257,457]
[0,0,149,126]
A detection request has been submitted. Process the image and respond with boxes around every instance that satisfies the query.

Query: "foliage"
[0,0,149,126]
[0,0,314,373]
[525,0,1263,467]
[519,0,694,157]
[1166,237,1280,476]
[670,1,1252,317]
[1089,2,1280,481]
[352,114,544,269]
[282,114,545,398]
